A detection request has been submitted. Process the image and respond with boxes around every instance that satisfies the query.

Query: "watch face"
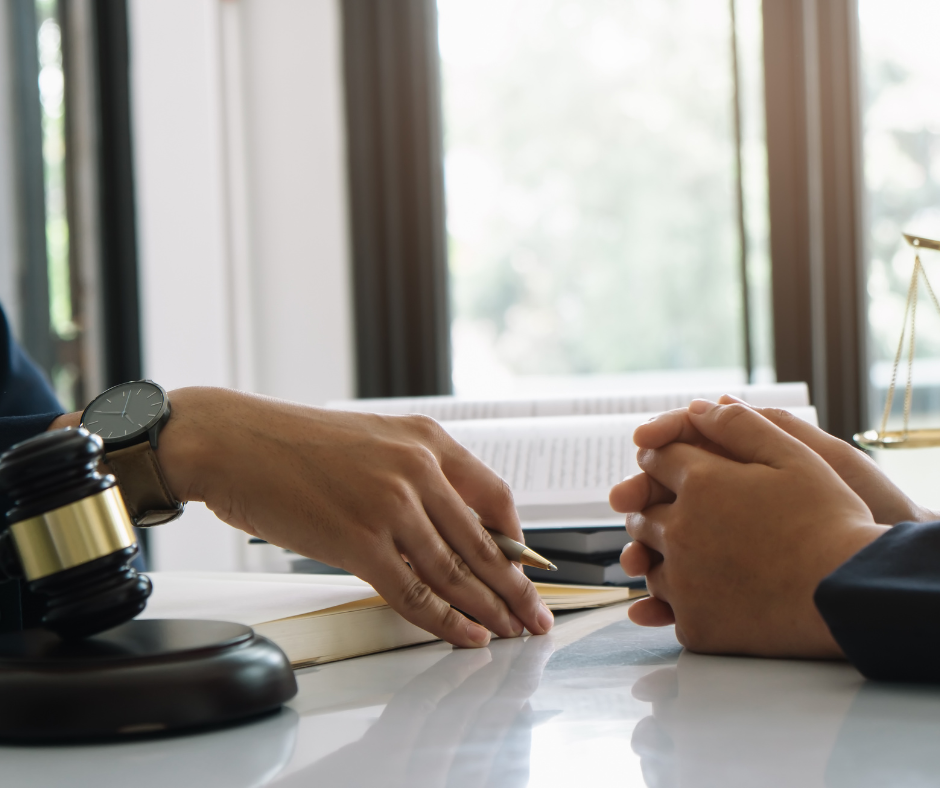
[81,381,167,445]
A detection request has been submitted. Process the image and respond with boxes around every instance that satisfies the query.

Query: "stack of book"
[521,525,637,587]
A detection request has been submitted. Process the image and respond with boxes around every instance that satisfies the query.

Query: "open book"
[328,384,815,527]
[139,572,645,668]
[327,382,809,421]
[447,405,817,525]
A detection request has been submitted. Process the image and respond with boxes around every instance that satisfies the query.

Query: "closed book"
[140,572,646,668]
[524,528,630,556]
[523,553,643,587]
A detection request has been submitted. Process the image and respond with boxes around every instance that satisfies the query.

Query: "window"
[859,0,940,504]
[860,0,940,428]
[35,0,79,408]
[6,0,140,411]
[437,0,772,395]
[340,0,870,438]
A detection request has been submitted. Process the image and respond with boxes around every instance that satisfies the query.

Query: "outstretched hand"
[56,387,553,648]
[609,399,888,658]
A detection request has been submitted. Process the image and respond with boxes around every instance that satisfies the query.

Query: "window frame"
[763,0,867,442]
[341,0,452,398]
[8,0,142,406]
[340,0,869,441]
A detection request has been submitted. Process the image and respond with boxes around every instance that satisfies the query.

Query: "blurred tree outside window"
[860,0,940,429]
[437,0,772,396]
[859,0,940,510]
[36,0,80,409]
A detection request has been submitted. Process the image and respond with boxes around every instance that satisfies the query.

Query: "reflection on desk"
[0,705,297,788]
[4,602,940,787]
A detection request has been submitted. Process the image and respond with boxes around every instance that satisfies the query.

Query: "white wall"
[240,0,355,403]
[128,0,355,571]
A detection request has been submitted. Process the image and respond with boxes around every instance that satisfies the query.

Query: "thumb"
[687,399,814,468]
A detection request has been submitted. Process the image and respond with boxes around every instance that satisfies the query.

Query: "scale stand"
[855,233,940,450]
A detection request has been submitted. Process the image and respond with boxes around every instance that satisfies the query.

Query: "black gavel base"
[0,618,298,743]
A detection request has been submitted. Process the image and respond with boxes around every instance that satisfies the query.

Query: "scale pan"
[854,428,940,450]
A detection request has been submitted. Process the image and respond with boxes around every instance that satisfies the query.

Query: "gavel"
[0,427,151,638]
[0,427,297,743]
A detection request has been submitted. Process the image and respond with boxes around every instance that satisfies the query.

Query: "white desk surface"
[3,600,938,787]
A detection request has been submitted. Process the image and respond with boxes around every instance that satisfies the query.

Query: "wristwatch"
[79,380,185,526]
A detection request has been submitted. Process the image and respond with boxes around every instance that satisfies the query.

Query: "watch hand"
[121,396,129,418]
[94,410,126,415]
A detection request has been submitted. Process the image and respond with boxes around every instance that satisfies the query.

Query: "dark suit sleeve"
[815,521,940,682]
[0,306,65,632]
[0,306,63,454]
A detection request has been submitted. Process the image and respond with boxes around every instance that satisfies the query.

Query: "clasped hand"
[608,397,926,658]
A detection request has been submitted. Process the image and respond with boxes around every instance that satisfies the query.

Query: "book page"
[442,406,818,519]
[139,572,378,626]
[441,414,642,509]
[534,582,645,609]
[327,382,809,421]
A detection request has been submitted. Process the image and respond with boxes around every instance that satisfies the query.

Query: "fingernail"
[536,602,554,633]
[508,613,524,637]
[723,394,746,404]
[467,622,490,645]
[689,399,717,415]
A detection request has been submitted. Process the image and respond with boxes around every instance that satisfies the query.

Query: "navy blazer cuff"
[816,521,940,682]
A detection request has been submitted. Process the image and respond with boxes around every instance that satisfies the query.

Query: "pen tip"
[548,562,558,571]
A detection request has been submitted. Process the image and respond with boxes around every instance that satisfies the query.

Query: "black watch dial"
[81,381,168,447]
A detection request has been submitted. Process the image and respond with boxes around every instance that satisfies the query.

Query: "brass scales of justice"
[855,234,940,450]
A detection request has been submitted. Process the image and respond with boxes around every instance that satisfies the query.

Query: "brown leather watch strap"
[103,442,184,526]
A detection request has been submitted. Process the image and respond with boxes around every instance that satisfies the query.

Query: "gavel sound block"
[0,428,296,743]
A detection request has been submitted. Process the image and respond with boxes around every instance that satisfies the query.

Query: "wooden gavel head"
[0,428,151,638]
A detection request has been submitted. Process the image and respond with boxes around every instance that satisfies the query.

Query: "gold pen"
[486,528,557,572]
